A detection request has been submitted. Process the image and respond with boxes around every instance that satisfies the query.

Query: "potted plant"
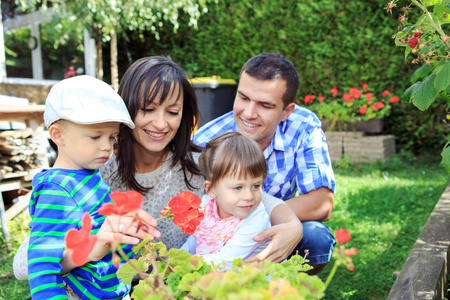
[301,84,401,133]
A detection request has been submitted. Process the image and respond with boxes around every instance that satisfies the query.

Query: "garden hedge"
[91,0,450,151]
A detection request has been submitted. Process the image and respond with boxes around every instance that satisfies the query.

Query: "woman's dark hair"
[116,56,202,193]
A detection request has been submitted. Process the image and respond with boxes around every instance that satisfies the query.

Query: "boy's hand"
[61,209,160,273]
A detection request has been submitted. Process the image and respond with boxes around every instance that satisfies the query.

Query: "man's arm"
[246,201,303,263]
[285,187,334,222]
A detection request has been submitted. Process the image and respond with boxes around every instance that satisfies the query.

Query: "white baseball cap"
[44,75,135,129]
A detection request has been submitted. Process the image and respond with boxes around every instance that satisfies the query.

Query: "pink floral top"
[193,198,242,255]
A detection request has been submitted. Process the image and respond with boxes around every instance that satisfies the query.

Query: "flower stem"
[116,245,155,290]
[410,0,446,37]
[324,261,339,289]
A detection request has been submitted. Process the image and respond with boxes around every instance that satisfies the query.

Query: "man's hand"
[245,219,302,263]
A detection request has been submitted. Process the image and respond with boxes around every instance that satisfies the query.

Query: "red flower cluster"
[335,228,351,244]
[389,96,400,103]
[304,95,315,104]
[99,191,143,216]
[65,213,97,266]
[359,105,368,115]
[160,191,204,235]
[372,101,384,111]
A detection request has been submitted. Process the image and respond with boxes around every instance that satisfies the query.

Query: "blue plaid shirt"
[192,105,336,200]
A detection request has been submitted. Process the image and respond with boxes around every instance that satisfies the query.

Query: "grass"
[318,150,450,299]
[0,150,448,300]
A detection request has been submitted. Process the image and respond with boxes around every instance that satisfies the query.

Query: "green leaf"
[410,63,433,83]
[439,146,450,171]
[433,5,450,24]
[434,60,450,92]
[403,81,422,103]
[116,258,148,284]
[178,272,202,292]
[411,73,438,110]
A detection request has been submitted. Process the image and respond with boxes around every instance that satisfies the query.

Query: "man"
[193,53,336,274]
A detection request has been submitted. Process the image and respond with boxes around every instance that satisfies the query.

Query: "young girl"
[180,132,271,270]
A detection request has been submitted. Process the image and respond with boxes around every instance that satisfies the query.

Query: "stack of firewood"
[0,128,44,178]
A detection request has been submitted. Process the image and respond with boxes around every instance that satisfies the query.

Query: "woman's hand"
[61,209,160,274]
[245,219,303,263]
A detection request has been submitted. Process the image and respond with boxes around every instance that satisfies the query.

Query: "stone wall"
[325,131,396,163]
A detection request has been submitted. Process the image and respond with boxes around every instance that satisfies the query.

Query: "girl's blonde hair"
[199,132,267,190]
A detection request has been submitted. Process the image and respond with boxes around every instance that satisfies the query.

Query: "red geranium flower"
[318,96,325,102]
[330,88,338,96]
[349,88,362,99]
[381,89,391,96]
[343,93,353,102]
[358,106,368,115]
[362,83,368,90]
[99,191,143,216]
[365,93,373,102]
[160,191,204,235]
[65,213,97,266]
[335,228,351,244]
[389,96,400,103]
[372,101,384,110]
[304,95,315,104]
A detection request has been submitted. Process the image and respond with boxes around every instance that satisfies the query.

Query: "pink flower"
[64,66,76,78]
[365,93,374,102]
[343,93,353,102]
[330,88,338,96]
[362,83,368,90]
[389,96,400,103]
[381,90,391,96]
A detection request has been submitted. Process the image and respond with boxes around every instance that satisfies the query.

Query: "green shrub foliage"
[115,0,447,151]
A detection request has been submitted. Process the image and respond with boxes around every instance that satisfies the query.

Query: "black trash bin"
[190,76,237,128]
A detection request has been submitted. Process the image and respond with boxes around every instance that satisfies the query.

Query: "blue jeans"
[288,221,336,265]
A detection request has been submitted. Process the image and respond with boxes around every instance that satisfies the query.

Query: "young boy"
[27,75,135,299]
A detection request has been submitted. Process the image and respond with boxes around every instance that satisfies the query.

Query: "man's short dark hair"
[240,53,300,108]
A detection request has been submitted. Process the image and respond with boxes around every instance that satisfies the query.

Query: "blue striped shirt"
[28,168,131,299]
[193,105,336,200]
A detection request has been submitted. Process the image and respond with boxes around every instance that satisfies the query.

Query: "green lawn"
[318,151,450,299]
[0,150,448,300]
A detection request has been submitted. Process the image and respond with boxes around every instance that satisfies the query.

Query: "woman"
[101,56,205,250]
